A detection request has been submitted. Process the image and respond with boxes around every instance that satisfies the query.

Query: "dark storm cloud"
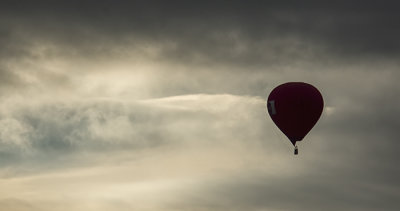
[1,0,400,67]
[3,0,398,99]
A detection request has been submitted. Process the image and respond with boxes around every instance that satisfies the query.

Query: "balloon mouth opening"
[289,137,303,145]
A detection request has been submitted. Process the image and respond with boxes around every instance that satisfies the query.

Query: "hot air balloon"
[267,82,324,155]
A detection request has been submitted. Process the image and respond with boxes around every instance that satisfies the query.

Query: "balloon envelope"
[267,82,324,145]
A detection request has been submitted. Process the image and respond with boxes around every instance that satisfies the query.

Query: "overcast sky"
[0,1,399,210]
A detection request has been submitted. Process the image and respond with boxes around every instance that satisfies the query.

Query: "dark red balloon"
[267,82,324,145]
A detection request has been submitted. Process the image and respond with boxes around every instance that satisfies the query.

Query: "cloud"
[1,90,398,211]
[1,1,399,100]
[0,198,38,211]
[1,1,399,71]
[168,170,400,211]
[0,94,270,175]
[0,93,289,211]
[0,1,400,210]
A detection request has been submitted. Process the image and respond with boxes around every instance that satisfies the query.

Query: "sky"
[0,1,400,210]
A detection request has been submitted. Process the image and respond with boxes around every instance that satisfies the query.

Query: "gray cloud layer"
[2,1,400,64]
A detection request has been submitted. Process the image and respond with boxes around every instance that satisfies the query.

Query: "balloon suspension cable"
[294,144,298,155]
